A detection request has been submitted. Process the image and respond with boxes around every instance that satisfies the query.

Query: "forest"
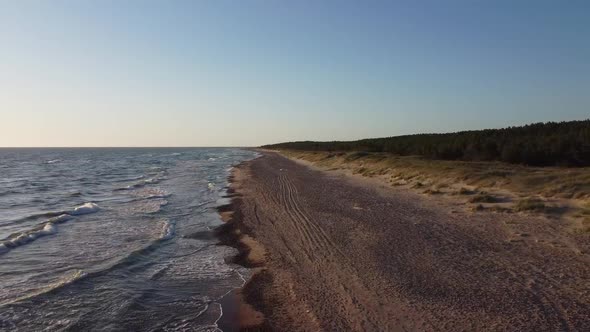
[262,120,590,166]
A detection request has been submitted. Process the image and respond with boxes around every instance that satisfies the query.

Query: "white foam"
[46,159,62,164]
[125,199,168,214]
[49,214,73,223]
[159,219,176,240]
[0,205,96,254]
[10,233,32,246]
[6,221,56,247]
[134,187,170,200]
[216,197,231,206]
[123,183,144,190]
[70,203,100,216]
[146,193,170,199]
[41,222,57,235]
[119,176,164,190]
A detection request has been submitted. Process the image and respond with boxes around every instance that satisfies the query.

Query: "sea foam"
[159,219,176,240]
[70,203,100,216]
[116,175,164,191]
[6,222,57,246]
[0,204,98,254]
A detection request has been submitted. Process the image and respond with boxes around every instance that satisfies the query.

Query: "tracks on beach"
[233,153,590,331]
[277,172,345,260]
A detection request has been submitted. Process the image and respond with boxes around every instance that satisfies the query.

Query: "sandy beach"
[220,151,590,331]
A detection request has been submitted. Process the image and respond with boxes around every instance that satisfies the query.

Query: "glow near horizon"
[1,1,589,147]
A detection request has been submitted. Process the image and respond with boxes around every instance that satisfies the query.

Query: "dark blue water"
[0,148,257,331]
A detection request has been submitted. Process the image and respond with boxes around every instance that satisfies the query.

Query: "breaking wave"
[70,203,100,215]
[0,203,99,254]
[115,174,166,191]
[0,269,88,306]
[159,219,176,240]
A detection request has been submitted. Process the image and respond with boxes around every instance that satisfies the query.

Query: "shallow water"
[0,148,257,331]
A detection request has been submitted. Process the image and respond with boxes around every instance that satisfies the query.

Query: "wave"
[3,218,179,304]
[5,203,100,225]
[0,215,67,249]
[143,178,159,184]
[145,193,170,200]
[45,159,62,164]
[132,187,170,199]
[0,269,87,306]
[107,174,146,184]
[69,202,100,215]
[115,182,145,191]
[0,203,99,254]
[122,175,146,182]
[124,198,168,214]
[115,176,164,191]
[159,219,176,240]
[1,217,175,306]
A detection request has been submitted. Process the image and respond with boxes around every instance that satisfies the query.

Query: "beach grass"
[515,198,546,212]
[277,149,590,226]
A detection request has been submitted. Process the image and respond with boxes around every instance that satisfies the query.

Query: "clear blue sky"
[1,0,588,147]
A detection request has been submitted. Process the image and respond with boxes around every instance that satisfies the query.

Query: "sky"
[1,0,589,147]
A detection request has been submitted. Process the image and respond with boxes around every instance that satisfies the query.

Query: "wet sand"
[221,151,590,331]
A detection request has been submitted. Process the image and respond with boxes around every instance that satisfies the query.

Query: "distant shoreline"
[262,119,590,167]
[0,146,255,149]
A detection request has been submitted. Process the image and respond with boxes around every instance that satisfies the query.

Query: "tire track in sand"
[279,172,345,258]
[277,173,318,257]
[279,173,331,255]
[279,171,392,330]
[283,175,348,259]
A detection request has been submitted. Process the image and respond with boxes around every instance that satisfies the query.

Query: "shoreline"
[215,165,268,331]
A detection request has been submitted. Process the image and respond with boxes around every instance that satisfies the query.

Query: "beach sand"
[218,151,590,331]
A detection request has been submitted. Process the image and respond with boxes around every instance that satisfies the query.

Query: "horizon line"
[0,146,258,149]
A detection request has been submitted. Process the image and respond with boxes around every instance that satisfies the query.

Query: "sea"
[0,148,258,331]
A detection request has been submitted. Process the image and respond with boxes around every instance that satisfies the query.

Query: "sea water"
[0,148,257,331]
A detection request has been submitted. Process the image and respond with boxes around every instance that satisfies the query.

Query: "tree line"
[262,120,590,167]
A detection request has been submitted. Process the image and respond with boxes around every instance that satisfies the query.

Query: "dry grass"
[573,203,590,233]
[424,188,442,195]
[515,198,546,212]
[472,204,485,212]
[279,150,590,223]
[282,150,590,198]
[469,194,500,203]
[457,187,476,195]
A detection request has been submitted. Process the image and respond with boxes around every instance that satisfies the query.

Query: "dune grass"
[515,198,546,212]
[573,203,590,233]
[470,194,500,203]
[281,150,590,199]
[277,149,590,227]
